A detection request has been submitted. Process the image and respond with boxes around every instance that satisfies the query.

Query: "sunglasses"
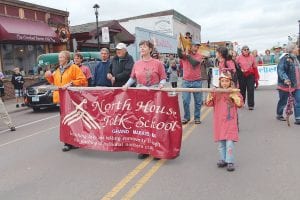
[243,49,249,51]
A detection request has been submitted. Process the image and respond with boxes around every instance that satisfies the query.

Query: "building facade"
[118,9,201,42]
[70,20,135,52]
[0,0,69,75]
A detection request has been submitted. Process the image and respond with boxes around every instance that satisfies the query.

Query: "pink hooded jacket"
[206,92,244,142]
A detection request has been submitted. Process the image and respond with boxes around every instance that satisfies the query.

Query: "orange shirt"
[46,63,87,103]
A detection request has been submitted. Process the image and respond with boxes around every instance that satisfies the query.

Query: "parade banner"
[59,88,182,159]
[211,65,278,87]
[211,67,220,87]
[257,65,277,86]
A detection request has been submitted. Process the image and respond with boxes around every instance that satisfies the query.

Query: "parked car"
[24,79,57,111]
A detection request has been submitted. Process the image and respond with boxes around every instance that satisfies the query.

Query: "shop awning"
[0,16,59,43]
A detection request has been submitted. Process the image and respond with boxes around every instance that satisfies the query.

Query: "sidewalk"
[3,99,29,114]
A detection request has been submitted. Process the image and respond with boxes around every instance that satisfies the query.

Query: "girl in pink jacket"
[206,72,244,172]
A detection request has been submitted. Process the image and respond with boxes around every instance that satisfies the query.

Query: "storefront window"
[27,45,36,75]
[14,45,26,74]
[36,45,45,57]
[0,44,46,75]
[1,44,14,74]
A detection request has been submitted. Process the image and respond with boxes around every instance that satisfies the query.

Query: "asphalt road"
[0,87,299,200]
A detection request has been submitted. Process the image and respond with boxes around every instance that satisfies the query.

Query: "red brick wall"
[0,4,5,14]
[36,11,45,22]
[24,9,35,20]
[6,5,19,17]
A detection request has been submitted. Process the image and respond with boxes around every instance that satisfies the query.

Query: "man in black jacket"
[107,43,134,87]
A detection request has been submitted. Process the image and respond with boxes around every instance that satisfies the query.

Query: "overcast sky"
[24,0,300,53]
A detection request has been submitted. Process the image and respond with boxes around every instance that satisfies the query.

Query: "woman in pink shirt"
[236,45,259,110]
[206,72,244,172]
[216,47,238,86]
[216,47,236,73]
[124,40,167,159]
[74,53,92,86]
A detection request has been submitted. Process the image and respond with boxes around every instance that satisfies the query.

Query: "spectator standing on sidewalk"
[252,50,263,66]
[11,67,25,108]
[263,49,274,64]
[167,60,179,88]
[0,98,16,131]
[200,52,212,100]
[0,71,5,98]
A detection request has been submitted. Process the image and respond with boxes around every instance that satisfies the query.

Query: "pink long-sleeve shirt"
[206,92,244,142]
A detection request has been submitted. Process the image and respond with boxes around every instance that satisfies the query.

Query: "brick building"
[0,0,69,75]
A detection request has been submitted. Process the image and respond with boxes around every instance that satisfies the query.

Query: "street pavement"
[0,87,299,200]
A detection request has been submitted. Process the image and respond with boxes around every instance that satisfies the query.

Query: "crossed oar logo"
[62,99,101,130]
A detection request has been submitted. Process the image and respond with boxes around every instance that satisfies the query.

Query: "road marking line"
[100,157,152,200]
[121,108,212,200]
[100,107,207,200]
[0,126,59,148]
[0,114,59,134]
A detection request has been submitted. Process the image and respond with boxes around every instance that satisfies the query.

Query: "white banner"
[211,67,220,87]
[257,65,277,86]
[211,65,278,87]
[101,27,110,43]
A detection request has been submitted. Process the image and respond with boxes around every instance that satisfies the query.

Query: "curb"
[8,107,30,114]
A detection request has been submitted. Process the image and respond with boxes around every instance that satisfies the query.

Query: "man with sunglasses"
[236,45,259,110]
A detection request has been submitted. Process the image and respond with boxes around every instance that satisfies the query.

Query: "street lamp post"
[93,4,100,50]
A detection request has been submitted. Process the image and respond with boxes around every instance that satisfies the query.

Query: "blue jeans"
[295,89,300,120]
[182,80,202,120]
[218,140,234,163]
[276,90,289,117]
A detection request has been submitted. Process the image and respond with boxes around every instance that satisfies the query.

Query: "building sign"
[154,17,173,35]
[101,27,110,43]
[56,26,70,43]
[16,34,57,42]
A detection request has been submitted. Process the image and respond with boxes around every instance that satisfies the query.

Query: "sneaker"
[217,160,227,168]
[181,119,190,125]
[227,163,235,172]
[62,144,78,152]
[10,127,16,131]
[138,154,149,159]
[21,103,26,107]
[16,104,19,108]
[248,107,254,110]
[276,115,286,121]
[194,119,201,124]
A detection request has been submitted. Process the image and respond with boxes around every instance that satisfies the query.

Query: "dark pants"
[171,82,177,88]
[276,90,289,116]
[239,74,255,107]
